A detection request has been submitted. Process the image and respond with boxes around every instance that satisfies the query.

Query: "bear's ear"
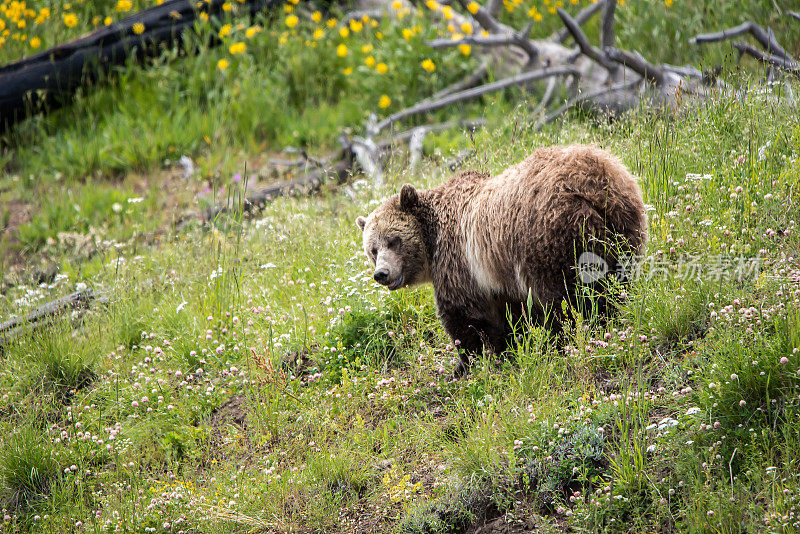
[399,184,418,212]
[356,216,367,231]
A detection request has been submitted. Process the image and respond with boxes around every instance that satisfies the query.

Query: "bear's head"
[356,184,431,291]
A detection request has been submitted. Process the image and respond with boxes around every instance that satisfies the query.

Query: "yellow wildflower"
[442,5,454,19]
[327,18,337,28]
[402,28,414,40]
[337,43,348,57]
[219,24,231,37]
[222,2,232,11]
[365,55,375,67]
[311,11,322,22]
[349,20,362,32]
[421,59,435,72]
[312,28,324,39]
[361,44,373,53]
[376,62,388,74]
[229,41,246,54]
[246,26,261,38]
[339,27,349,38]
[665,0,672,5]
[343,66,353,75]
[132,22,145,34]
[30,36,40,48]
[391,0,402,9]
[451,32,464,40]
[461,22,473,34]
[285,14,298,28]
[458,43,471,55]
[425,0,440,11]
[63,13,78,28]
[217,58,229,70]
[116,0,132,12]
[467,1,480,14]
[104,16,113,25]
[378,95,391,108]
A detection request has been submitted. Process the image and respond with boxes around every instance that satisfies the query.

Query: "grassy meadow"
[1,0,800,532]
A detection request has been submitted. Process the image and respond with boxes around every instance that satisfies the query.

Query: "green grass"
[1,1,800,532]
[1,87,799,531]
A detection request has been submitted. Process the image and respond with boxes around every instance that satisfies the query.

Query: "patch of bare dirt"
[209,394,250,431]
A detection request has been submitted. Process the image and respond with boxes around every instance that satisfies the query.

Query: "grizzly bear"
[356,145,647,375]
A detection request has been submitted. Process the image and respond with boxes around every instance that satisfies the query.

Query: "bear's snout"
[373,269,390,284]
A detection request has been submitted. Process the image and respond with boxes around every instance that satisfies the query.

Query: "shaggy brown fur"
[357,145,647,375]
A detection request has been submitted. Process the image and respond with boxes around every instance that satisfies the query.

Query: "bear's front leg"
[438,302,507,377]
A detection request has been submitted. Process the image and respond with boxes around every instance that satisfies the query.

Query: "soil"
[209,394,250,430]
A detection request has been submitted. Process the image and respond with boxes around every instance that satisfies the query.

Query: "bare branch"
[428,26,539,60]
[269,147,329,168]
[605,47,664,85]
[376,66,580,133]
[352,136,383,185]
[788,11,800,22]
[690,21,794,62]
[532,75,558,117]
[205,156,354,220]
[733,41,800,77]
[486,0,502,18]
[662,64,703,79]
[453,0,514,34]
[551,1,603,43]
[535,80,640,131]
[429,62,490,101]
[378,119,486,149]
[600,0,616,49]
[0,290,98,342]
[557,8,617,72]
[341,10,383,23]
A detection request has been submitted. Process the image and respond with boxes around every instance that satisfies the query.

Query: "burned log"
[0,0,278,132]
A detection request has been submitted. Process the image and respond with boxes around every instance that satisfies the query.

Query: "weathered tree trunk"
[0,0,278,132]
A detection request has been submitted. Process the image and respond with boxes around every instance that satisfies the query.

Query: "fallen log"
[204,152,356,221]
[0,289,101,351]
[0,0,278,132]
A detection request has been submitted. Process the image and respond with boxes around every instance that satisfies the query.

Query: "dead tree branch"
[429,62,490,100]
[690,21,794,62]
[376,66,579,133]
[453,0,514,34]
[0,290,101,350]
[605,47,665,85]
[557,8,617,72]
[600,0,616,49]
[428,22,539,61]
[732,42,800,77]
[551,1,603,43]
[535,80,640,131]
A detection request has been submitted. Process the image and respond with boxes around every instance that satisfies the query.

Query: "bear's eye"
[387,237,401,249]
[371,246,378,258]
